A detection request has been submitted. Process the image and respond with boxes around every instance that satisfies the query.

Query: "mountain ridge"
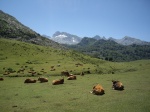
[1,10,149,46]
[66,37,150,62]
[113,36,150,45]
[0,10,65,49]
[49,31,149,45]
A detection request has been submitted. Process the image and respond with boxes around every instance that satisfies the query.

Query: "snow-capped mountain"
[50,31,149,45]
[51,31,82,45]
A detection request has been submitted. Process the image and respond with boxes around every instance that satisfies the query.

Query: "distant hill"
[0,10,64,49]
[112,36,150,45]
[94,36,150,46]
[66,37,150,62]
[51,31,82,45]
[77,37,97,46]
[93,35,107,40]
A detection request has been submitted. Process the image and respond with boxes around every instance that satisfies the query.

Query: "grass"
[0,38,105,76]
[0,38,150,112]
[0,69,150,112]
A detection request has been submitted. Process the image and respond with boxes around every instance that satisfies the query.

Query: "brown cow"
[24,78,36,83]
[52,78,64,85]
[38,77,48,83]
[0,78,4,81]
[67,75,76,80]
[90,84,105,95]
[112,80,124,90]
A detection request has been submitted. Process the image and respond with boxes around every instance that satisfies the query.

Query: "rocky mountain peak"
[51,31,82,45]
[115,36,150,45]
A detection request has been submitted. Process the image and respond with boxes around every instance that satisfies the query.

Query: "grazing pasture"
[0,68,150,112]
[0,38,150,112]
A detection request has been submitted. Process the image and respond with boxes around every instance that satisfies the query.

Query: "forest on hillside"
[66,39,150,62]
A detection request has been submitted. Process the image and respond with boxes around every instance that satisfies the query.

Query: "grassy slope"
[0,38,150,112]
[0,38,131,76]
[0,38,102,76]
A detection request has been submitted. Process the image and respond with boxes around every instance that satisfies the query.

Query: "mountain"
[66,37,150,62]
[94,36,150,46]
[113,36,150,45]
[77,37,97,46]
[93,35,106,40]
[42,34,51,39]
[0,10,64,49]
[51,31,82,45]
[1,10,150,62]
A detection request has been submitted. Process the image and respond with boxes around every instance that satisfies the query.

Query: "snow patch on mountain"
[51,31,82,45]
[55,34,67,38]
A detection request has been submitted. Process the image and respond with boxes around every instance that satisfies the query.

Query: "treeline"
[66,38,150,62]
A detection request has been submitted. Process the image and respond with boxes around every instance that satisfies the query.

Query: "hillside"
[66,37,150,62]
[0,38,150,112]
[0,38,105,76]
[1,10,150,63]
[0,10,64,49]
[1,38,145,77]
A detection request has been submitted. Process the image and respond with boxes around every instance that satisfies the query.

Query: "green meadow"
[0,38,150,112]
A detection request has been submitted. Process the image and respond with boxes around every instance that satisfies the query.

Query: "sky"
[0,0,150,41]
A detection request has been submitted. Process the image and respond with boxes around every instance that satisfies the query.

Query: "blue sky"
[0,0,150,41]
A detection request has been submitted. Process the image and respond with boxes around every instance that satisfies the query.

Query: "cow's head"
[112,80,118,84]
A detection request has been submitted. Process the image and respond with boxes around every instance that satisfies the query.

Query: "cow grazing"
[90,84,105,95]
[0,78,4,81]
[67,75,76,80]
[112,80,124,90]
[52,78,64,85]
[38,77,48,83]
[24,78,36,83]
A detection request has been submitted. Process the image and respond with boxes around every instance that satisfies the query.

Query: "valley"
[0,9,150,112]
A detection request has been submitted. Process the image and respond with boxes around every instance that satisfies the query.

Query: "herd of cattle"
[0,71,124,95]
